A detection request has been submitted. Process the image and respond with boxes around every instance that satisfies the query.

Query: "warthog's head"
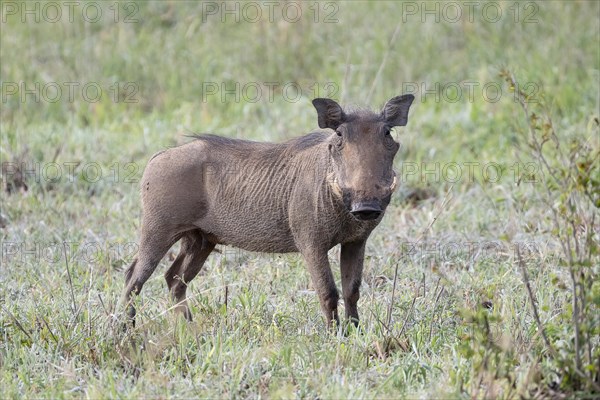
[313,95,414,221]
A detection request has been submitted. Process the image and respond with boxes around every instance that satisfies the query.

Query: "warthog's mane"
[187,108,383,153]
[188,131,332,152]
[343,108,384,124]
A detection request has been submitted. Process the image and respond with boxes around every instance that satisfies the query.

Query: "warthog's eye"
[332,130,344,150]
[383,127,398,150]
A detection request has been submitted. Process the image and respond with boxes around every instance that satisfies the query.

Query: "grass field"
[1,1,599,398]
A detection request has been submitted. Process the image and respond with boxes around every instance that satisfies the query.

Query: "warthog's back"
[143,132,333,253]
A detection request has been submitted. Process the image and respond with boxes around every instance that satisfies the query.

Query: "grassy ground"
[1,1,599,398]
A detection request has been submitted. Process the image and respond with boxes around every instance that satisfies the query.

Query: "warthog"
[121,94,414,328]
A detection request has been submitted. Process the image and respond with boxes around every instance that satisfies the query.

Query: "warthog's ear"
[312,98,346,130]
[382,94,415,127]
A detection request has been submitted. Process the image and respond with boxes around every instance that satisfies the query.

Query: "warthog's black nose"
[350,203,382,220]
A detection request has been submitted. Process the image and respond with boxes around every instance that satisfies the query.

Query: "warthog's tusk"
[327,173,343,197]
[390,174,398,192]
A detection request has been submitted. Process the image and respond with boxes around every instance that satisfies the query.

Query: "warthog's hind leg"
[120,228,180,325]
[164,230,215,321]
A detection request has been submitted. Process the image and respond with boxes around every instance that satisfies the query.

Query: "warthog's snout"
[350,201,383,220]
[345,175,397,220]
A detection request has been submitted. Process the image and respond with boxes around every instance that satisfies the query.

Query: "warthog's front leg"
[301,249,340,329]
[340,240,366,327]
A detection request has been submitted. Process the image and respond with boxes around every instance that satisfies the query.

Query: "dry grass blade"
[63,241,77,316]
[2,306,32,342]
[517,248,556,358]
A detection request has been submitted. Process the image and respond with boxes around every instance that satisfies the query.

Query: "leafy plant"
[502,70,600,394]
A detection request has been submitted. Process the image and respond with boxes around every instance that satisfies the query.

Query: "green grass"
[1,1,599,398]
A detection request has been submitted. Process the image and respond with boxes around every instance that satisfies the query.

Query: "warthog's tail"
[124,257,137,286]
[120,257,138,322]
